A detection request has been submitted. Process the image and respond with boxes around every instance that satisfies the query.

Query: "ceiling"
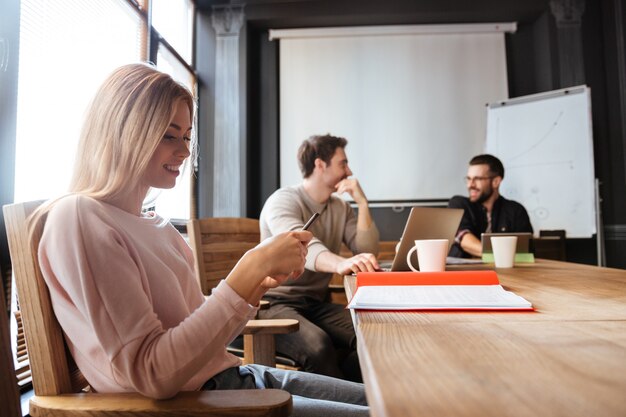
[196,0,552,29]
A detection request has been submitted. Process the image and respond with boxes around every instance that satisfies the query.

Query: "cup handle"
[406,246,419,272]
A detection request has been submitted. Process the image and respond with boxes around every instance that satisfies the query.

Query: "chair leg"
[1,284,21,417]
[243,334,276,367]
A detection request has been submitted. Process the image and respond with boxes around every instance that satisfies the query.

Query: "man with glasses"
[448,154,533,258]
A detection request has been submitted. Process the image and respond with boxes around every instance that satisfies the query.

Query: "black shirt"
[448,195,533,258]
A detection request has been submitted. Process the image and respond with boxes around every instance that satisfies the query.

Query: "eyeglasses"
[464,176,494,183]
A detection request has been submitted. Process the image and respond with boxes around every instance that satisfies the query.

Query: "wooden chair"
[534,230,567,261]
[187,217,299,368]
[0,278,21,417]
[3,201,292,417]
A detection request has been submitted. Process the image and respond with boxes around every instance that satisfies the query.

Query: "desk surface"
[345,260,626,417]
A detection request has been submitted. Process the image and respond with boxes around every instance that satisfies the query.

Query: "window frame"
[6,0,199,400]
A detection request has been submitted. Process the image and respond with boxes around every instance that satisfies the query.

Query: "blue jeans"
[202,365,369,417]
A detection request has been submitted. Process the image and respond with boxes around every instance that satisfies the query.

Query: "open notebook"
[347,271,533,311]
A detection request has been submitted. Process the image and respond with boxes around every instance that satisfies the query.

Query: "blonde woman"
[33,63,368,417]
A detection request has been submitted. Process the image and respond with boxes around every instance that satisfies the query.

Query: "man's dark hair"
[297,134,348,178]
[469,154,505,179]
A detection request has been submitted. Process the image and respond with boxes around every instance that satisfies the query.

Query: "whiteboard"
[485,86,596,238]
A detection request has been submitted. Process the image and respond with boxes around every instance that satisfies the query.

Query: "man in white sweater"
[259,134,380,381]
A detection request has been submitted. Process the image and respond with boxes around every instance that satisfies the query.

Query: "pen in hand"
[301,212,320,231]
[292,213,319,274]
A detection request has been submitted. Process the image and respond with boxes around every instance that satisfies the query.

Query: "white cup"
[491,236,518,268]
[406,239,449,272]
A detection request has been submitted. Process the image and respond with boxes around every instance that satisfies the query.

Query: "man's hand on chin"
[335,178,367,205]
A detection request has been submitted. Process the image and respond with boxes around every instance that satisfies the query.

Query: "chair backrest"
[535,229,567,261]
[187,218,260,295]
[539,229,567,239]
[3,201,87,396]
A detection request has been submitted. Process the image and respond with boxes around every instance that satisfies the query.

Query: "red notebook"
[347,271,533,311]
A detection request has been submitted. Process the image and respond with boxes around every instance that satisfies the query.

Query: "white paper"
[347,285,532,310]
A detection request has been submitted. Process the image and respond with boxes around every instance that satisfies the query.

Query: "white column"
[211,5,244,216]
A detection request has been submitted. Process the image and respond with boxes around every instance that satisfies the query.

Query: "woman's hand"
[255,230,312,282]
[225,230,311,305]
[260,276,281,289]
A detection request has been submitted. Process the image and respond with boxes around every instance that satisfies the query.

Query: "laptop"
[481,232,532,254]
[381,207,464,271]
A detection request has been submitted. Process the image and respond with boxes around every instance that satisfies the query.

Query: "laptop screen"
[390,207,463,271]
[481,232,532,253]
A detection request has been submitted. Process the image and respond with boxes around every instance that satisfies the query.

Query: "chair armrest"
[205,297,269,309]
[242,319,299,335]
[239,320,299,367]
[30,390,292,417]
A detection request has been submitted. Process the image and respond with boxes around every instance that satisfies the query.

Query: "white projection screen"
[273,24,512,202]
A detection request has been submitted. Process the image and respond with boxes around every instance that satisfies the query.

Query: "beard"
[469,185,493,204]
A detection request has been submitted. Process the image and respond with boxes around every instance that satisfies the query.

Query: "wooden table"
[345,259,626,417]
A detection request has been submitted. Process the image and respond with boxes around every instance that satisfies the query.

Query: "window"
[15,0,196,221]
[11,0,197,399]
[151,43,197,220]
[15,0,144,203]
[151,0,196,220]
[152,0,194,65]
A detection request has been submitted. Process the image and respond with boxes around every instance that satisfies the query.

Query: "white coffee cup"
[491,236,518,268]
[406,239,449,272]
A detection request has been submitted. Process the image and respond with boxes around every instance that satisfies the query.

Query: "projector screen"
[275,24,511,202]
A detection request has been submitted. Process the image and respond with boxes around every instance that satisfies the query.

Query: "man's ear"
[314,158,326,171]
[492,176,502,188]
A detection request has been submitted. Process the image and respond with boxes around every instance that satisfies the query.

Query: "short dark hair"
[469,154,505,179]
[297,134,348,178]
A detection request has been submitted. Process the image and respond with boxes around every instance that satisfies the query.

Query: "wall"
[588,0,626,267]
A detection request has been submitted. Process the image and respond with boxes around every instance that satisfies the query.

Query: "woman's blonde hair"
[29,63,195,240]
[71,62,196,199]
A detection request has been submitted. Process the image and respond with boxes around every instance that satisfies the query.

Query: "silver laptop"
[381,207,463,271]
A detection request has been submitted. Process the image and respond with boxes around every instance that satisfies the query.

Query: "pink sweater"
[38,195,257,399]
